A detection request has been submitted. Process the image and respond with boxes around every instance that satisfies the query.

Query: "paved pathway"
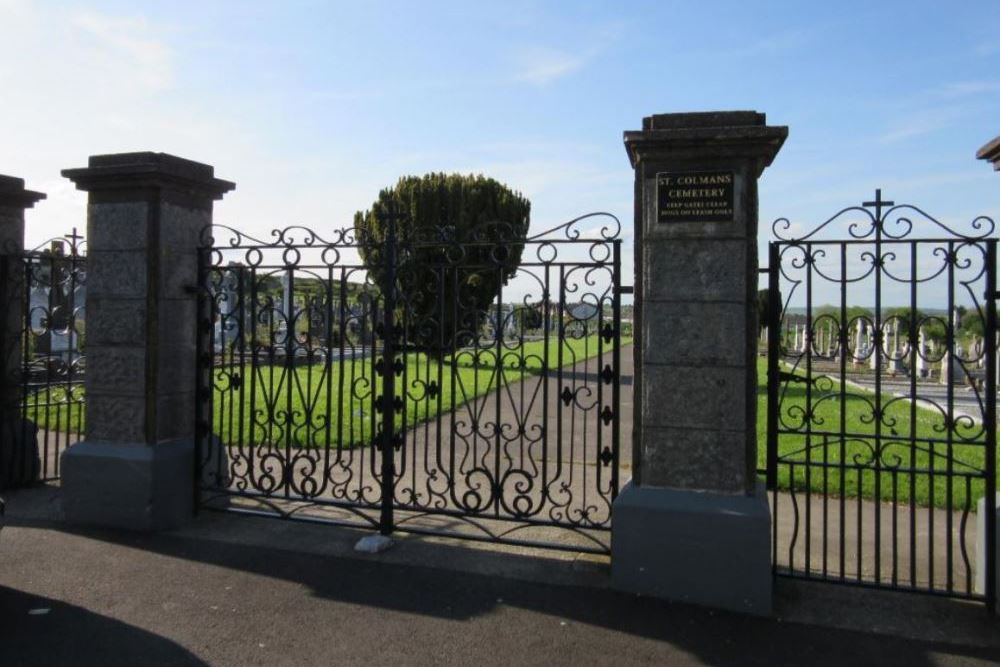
[204,345,633,551]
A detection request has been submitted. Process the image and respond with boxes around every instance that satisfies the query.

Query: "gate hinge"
[615,285,634,295]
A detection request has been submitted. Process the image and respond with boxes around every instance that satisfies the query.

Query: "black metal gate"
[195,213,623,552]
[766,191,997,609]
[0,231,86,489]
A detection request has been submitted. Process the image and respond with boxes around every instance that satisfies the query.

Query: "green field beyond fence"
[756,358,992,510]
[26,334,626,451]
[25,344,993,510]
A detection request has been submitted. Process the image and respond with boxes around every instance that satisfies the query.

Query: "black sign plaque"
[656,170,735,223]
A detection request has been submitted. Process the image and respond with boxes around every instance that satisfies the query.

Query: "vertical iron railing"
[985,239,997,613]
[1,233,86,489]
[378,209,398,536]
[193,211,623,553]
[766,192,997,608]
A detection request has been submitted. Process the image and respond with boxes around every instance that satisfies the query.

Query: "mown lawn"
[756,357,992,509]
[27,334,629,451]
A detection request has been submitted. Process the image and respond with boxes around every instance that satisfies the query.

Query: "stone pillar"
[60,153,234,530]
[0,176,46,489]
[612,112,786,615]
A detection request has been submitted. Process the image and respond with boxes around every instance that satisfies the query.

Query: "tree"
[355,173,531,355]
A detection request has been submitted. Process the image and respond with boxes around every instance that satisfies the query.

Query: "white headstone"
[916,327,928,378]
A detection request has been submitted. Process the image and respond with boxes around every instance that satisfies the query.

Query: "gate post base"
[62,440,194,531]
[976,496,999,602]
[611,480,772,616]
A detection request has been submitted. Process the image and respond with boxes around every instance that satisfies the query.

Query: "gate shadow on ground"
[4,506,1000,667]
[0,585,208,667]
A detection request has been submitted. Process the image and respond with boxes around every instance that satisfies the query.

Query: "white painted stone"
[354,534,394,554]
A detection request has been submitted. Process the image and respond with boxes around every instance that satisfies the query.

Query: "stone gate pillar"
[0,176,46,489]
[612,112,786,614]
[61,153,234,530]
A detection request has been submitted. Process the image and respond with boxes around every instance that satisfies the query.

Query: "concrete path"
[203,345,633,552]
[2,486,999,667]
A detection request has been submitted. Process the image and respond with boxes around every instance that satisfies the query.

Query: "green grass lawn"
[26,342,991,510]
[758,357,992,509]
[27,334,628,452]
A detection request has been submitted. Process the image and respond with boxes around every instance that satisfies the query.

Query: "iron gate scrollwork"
[0,231,86,489]
[195,212,624,552]
[766,191,997,609]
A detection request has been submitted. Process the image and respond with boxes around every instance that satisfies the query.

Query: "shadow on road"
[3,501,999,667]
[0,585,208,667]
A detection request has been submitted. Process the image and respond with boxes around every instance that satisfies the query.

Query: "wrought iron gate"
[766,191,997,609]
[0,231,86,489]
[195,213,623,552]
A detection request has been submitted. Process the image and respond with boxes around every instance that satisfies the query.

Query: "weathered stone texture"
[642,302,747,366]
[85,394,146,442]
[87,299,146,345]
[87,202,148,250]
[85,346,146,391]
[641,425,749,492]
[161,202,211,249]
[86,250,147,298]
[642,239,747,302]
[641,364,747,432]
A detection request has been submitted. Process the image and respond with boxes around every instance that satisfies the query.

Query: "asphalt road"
[2,514,1000,667]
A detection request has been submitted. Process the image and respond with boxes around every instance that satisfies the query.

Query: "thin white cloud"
[930,80,1000,99]
[71,10,174,92]
[512,46,587,86]
[879,108,964,144]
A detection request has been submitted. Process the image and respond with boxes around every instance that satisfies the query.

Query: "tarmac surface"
[2,486,1000,667]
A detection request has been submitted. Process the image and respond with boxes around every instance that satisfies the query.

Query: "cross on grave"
[65,227,84,255]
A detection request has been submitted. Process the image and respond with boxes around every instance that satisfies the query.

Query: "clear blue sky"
[3,0,1000,306]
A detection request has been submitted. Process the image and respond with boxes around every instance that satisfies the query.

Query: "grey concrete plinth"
[612,481,772,615]
[975,496,999,600]
[62,440,194,530]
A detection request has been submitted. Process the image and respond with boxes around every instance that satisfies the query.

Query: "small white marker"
[28,608,50,616]
[354,534,393,553]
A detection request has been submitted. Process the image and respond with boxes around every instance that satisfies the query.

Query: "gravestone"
[916,327,928,378]
[612,111,786,615]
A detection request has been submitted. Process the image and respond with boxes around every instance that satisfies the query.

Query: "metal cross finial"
[862,189,895,221]
[66,227,84,254]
